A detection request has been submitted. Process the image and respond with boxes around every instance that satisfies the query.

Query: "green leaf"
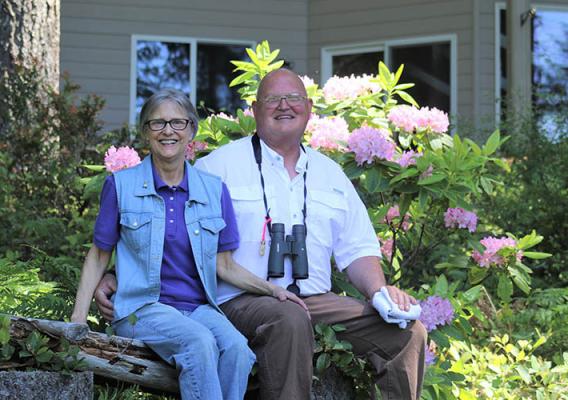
[128,313,138,326]
[82,165,106,172]
[522,251,552,259]
[508,266,531,295]
[396,91,418,107]
[497,274,513,303]
[516,365,532,384]
[468,266,488,285]
[434,275,449,297]
[363,168,389,193]
[315,353,331,373]
[418,173,446,185]
[483,129,501,156]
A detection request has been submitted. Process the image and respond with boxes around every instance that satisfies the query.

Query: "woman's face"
[145,100,194,164]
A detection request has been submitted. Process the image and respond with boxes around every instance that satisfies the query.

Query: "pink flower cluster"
[379,237,394,261]
[383,205,411,231]
[215,112,236,121]
[388,105,449,134]
[322,74,381,102]
[419,296,455,332]
[242,108,254,117]
[185,141,208,161]
[472,236,523,268]
[104,146,141,173]
[444,207,478,233]
[300,75,315,89]
[347,126,396,165]
[396,150,422,168]
[306,115,350,151]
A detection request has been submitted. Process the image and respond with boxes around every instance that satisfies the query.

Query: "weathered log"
[5,316,179,393]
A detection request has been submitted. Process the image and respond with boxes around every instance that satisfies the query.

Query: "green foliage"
[447,335,568,399]
[0,315,85,372]
[313,323,375,399]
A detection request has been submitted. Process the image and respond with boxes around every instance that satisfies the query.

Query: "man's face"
[252,70,313,145]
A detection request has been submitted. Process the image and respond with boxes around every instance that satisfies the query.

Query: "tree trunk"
[0,0,60,90]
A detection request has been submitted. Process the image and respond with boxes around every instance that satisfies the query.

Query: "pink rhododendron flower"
[382,205,411,231]
[347,126,395,165]
[444,207,478,233]
[215,112,236,121]
[306,115,349,151]
[471,236,523,267]
[185,141,208,161]
[322,74,380,102]
[379,237,394,260]
[104,146,141,173]
[388,105,449,134]
[397,150,422,168]
[419,296,454,332]
[242,108,254,117]
[300,75,315,89]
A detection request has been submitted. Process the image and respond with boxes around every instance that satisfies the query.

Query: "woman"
[71,88,306,400]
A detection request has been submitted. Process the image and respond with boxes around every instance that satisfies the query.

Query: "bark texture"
[0,0,60,90]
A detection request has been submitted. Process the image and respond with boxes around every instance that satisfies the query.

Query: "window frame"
[129,34,255,126]
[494,2,568,123]
[321,34,458,115]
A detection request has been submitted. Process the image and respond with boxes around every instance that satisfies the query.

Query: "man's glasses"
[259,93,307,108]
[145,119,192,131]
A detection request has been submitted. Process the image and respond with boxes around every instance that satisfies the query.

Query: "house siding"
[60,0,568,131]
[60,0,309,130]
[308,0,474,121]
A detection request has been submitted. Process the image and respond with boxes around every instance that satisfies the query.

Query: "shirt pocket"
[119,211,153,251]
[308,189,348,248]
[198,217,227,258]
[229,185,274,242]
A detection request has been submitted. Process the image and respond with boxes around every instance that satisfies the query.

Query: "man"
[96,68,426,400]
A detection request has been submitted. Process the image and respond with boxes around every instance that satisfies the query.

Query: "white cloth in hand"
[372,286,421,329]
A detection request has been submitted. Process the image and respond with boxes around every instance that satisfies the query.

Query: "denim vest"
[112,156,226,321]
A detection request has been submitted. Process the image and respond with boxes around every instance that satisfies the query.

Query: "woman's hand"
[270,285,310,317]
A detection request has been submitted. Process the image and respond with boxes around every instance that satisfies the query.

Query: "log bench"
[3,316,354,399]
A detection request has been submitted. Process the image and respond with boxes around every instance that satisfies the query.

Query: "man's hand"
[94,273,117,321]
[384,285,418,312]
[271,285,310,317]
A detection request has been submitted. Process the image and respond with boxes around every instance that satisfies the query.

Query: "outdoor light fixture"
[521,8,537,26]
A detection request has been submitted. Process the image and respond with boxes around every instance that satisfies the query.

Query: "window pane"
[196,43,248,117]
[136,41,191,118]
[390,43,451,112]
[533,10,568,139]
[332,51,384,76]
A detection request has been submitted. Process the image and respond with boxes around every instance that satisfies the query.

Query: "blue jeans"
[113,302,255,400]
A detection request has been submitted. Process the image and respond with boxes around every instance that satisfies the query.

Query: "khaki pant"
[220,292,427,400]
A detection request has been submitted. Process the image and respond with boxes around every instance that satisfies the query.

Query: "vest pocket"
[198,217,226,257]
[119,212,152,251]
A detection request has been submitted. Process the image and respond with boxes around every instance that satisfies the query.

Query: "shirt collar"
[259,138,308,173]
[151,161,188,192]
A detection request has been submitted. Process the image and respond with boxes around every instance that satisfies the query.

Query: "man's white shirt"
[195,136,380,304]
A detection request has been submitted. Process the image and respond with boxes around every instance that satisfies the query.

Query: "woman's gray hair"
[139,88,199,137]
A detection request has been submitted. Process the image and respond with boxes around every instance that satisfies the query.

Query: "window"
[496,4,568,137]
[130,36,255,124]
[321,35,457,115]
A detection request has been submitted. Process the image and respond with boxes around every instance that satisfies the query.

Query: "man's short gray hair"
[139,88,199,137]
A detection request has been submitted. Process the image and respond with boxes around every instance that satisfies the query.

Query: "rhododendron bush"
[191,41,554,399]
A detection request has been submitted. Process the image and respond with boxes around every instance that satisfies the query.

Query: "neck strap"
[251,133,308,235]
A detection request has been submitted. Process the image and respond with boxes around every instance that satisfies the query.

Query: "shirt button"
[133,221,138,226]
[169,220,174,223]
[194,230,200,235]
[169,197,174,201]
[169,208,174,212]
[293,214,297,218]
[290,187,293,192]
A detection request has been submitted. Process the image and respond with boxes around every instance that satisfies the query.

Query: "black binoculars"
[267,223,309,281]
